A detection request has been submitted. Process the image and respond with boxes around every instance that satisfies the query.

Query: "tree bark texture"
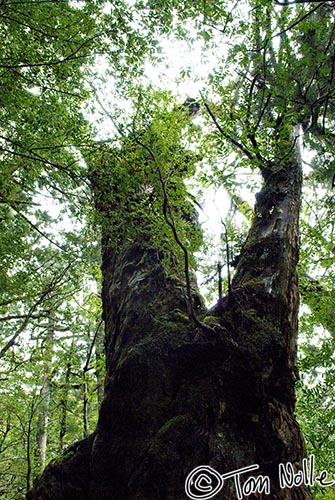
[27,131,312,500]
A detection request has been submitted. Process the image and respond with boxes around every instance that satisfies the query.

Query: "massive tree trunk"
[27,128,312,500]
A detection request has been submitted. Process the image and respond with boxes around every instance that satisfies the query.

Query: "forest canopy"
[0,1,335,499]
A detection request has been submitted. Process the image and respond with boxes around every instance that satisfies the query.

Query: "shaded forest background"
[0,0,335,498]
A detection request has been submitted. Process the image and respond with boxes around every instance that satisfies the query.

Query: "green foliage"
[88,90,204,276]
[0,257,103,495]
[315,491,335,500]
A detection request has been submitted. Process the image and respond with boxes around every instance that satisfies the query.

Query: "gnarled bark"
[27,130,312,500]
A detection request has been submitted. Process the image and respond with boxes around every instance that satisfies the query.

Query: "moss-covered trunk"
[27,129,312,500]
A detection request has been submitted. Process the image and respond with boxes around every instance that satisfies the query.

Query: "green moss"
[156,415,191,436]
[170,309,190,322]
[51,447,75,466]
[145,414,196,465]
[203,315,221,325]
[240,308,258,321]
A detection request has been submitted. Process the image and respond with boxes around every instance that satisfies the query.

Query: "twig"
[200,93,255,162]
[13,209,66,252]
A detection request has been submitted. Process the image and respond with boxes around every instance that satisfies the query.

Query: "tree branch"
[13,209,66,252]
[83,319,103,373]
[200,95,255,162]
[0,263,73,357]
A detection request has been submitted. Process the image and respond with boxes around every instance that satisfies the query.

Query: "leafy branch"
[200,95,255,162]
[0,263,73,358]
[13,209,66,252]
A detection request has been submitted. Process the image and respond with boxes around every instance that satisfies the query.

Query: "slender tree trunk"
[37,373,51,472]
[26,126,312,500]
[26,396,37,494]
[83,377,89,439]
[59,361,71,453]
[37,316,54,472]
[83,320,104,438]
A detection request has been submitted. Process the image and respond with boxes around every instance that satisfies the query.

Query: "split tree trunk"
[27,130,312,500]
